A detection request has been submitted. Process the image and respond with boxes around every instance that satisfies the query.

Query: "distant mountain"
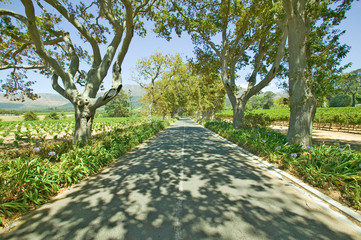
[0,93,69,110]
[122,84,146,97]
[0,84,145,111]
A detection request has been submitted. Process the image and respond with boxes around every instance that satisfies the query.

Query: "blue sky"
[1,2,360,94]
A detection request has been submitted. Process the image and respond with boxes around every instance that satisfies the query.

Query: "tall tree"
[339,69,361,107]
[283,0,353,146]
[138,54,187,119]
[0,0,156,143]
[104,89,130,117]
[132,52,176,122]
[189,56,226,119]
[248,91,276,110]
[140,56,225,119]
[152,0,287,128]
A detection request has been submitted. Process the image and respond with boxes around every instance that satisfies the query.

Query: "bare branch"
[134,0,154,15]
[51,73,66,97]
[0,64,47,70]
[0,8,28,24]
[43,36,67,45]
[98,0,121,31]
[92,84,122,109]
[85,0,125,96]
[116,0,134,65]
[44,0,101,62]
[83,1,97,12]
[198,30,221,57]
[21,0,67,79]
[63,33,79,78]
[246,36,267,88]
[35,0,51,18]
[245,26,288,98]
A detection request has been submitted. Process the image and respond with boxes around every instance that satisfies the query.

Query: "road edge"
[193,119,361,227]
[0,120,178,235]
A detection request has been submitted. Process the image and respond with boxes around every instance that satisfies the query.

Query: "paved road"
[2,118,361,240]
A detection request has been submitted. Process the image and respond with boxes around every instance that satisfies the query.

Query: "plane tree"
[135,53,189,119]
[132,52,175,122]
[283,0,353,146]
[338,69,361,107]
[0,0,156,143]
[139,55,225,119]
[152,0,287,128]
[189,54,225,119]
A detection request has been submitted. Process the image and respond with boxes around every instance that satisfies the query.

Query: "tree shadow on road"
[1,119,358,239]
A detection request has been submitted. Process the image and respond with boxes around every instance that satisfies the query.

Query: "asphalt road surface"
[2,118,361,239]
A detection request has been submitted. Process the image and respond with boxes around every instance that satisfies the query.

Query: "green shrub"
[244,113,272,128]
[45,112,60,120]
[0,120,170,224]
[23,111,39,121]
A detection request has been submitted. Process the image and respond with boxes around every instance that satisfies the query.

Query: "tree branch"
[245,26,288,98]
[4,43,29,60]
[198,30,221,57]
[51,73,67,98]
[44,0,101,62]
[221,0,230,52]
[21,0,67,79]
[98,0,121,31]
[116,0,134,66]
[63,33,79,78]
[173,1,222,57]
[246,36,267,88]
[43,36,67,45]
[0,8,28,24]
[134,0,150,15]
[0,64,47,70]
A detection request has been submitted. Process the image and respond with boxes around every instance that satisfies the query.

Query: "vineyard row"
[0,117,146,146]
[217,107,361,127]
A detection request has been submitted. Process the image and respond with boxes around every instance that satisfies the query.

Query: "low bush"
[23,111,39,121]
[243,113,272,128]
[44,112,60,120]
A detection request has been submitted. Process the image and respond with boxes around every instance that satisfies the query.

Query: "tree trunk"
[196,110,201,119]
[202,110,211,120]
[232,101,246,129]
[148,102,153,123]
[223,84,247,129]
[352,93,356,107]
[284,0,313,146]
[310,99,317,132]
[287,95,316,146]
[73,105,96,143]
[210,109,215,120]
[148,84,154,122]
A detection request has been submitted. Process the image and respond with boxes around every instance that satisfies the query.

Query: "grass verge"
[198,120,361,211]
[0,120,172,227]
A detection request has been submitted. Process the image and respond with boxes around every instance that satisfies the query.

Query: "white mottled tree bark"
[283,0,316,146]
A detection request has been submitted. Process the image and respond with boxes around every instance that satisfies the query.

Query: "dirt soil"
[271,124,361,151]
